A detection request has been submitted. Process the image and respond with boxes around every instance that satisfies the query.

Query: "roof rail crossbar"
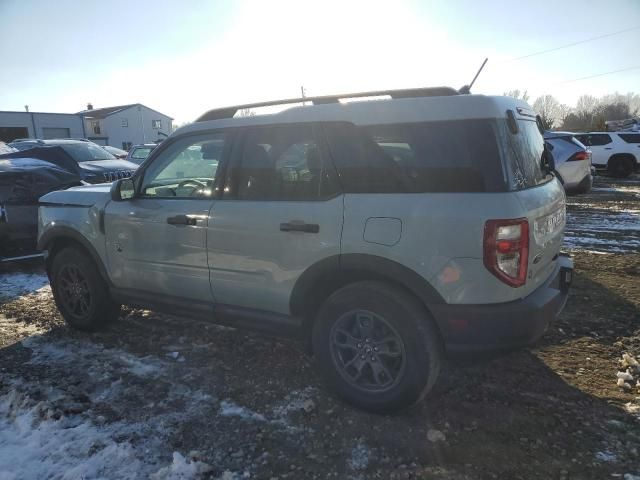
[196,86,458,122]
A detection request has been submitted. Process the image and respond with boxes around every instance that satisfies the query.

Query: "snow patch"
[271,386,316,420]
[219,400,266,422]
[348,441,371,471]
[595,450,617,462]
[0,272,49,302]
[150,452,212,480]
[0,389,147,480]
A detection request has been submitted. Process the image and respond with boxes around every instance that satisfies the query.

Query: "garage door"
[0,127,29,142]
[42,127,70,139]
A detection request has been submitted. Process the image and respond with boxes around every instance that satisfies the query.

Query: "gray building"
[77,103,173,149]
[0,111,85,142]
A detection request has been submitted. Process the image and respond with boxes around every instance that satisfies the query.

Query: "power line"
[504,25,640,62]
[552,65,640,85]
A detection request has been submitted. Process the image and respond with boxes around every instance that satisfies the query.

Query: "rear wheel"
[608,155,634,178]
[50,247,120,331]
[312,281,442,413]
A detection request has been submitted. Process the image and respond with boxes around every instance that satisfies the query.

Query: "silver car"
[544,131,593,194]
[38,88,574,413]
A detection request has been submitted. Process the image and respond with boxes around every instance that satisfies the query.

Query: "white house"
[0,111,85,142]
[77,103,173,149]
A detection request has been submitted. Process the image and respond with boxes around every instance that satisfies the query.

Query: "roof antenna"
[459,58,488,94]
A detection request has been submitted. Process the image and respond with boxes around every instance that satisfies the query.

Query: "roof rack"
[196,86,459,122]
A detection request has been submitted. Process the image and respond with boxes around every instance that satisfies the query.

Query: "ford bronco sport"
[38,87,573,413]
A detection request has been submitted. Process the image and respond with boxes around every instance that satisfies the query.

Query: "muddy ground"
[0,174,639,479]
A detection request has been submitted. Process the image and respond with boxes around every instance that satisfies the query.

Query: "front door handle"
[280,221,319,233]
[604,147,612,150]
[167,214,197,226]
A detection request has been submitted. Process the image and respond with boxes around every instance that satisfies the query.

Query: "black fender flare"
[290,253,445,323]
[38,226,112,286]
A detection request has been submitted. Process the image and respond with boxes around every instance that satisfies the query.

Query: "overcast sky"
[1,0,639,123]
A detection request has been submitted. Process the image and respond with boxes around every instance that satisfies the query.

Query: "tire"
[312,281,442,413]
[50,247,120,331]
[608,156,634,178]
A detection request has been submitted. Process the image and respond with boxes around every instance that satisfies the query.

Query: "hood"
[0,157,82,205]
[0,146,81,175]
[40,183,112,207]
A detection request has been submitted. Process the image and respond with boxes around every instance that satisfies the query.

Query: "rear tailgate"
[514,178,566,297]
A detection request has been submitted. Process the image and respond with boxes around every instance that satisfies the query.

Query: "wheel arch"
[290,254,446,345]
[608,152,637,165]
[38,227,111,286]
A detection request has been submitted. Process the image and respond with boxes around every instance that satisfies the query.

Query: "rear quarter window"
[323,120,507,193]
[619,133,640,144]
[496,119,552,190]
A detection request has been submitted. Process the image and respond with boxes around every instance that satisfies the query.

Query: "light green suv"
[38,87,573,413]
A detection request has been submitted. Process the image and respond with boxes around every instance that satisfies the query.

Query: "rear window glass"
[324,120,506,193]
[496,119,551,190]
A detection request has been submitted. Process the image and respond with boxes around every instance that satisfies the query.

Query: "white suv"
[38,88,573,413]
[574,132,640,177]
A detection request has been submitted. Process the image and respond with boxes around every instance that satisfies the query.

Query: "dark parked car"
[7,139,138,183]
[0,140,138,261]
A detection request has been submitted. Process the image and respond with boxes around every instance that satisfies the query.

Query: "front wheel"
[50,247,120,331]
[312,281,442,413]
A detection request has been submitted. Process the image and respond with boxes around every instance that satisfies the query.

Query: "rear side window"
[619,133,640,144]
[578,134,612,146]
[228,124,339,201]
[496,119,551,190]
[323,120,506,193]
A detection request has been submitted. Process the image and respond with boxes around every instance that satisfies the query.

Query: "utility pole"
[301,86,307,105]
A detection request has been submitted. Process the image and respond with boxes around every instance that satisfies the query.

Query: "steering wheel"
[176,178,208,195]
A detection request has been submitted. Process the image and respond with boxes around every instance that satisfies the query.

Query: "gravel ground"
[0,174,639,479]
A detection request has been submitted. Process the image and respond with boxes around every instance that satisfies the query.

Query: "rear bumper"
[565,173,592,194]
[432,255,573,353]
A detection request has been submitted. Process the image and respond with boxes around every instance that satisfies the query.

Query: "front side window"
[141,133,226,198]
[229,124,338,201]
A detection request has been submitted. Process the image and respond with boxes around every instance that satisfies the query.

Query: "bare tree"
[503,89,530,103]
[238,108,256,117]
[533,95,562,130]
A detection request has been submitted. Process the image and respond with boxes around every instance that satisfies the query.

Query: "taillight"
[568,151,591,162]
[483,218,529,287]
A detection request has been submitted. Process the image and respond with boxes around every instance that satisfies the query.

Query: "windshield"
[58,142,115,162]
[131,147,154,159]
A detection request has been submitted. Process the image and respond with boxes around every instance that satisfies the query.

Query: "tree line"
[504,90,640,131]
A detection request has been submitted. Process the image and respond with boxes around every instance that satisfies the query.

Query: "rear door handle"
[280,221,319,233]
[167,214,197,226]
[604,147,612,150]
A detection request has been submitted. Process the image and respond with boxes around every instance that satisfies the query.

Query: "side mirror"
[110,178,135,201]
